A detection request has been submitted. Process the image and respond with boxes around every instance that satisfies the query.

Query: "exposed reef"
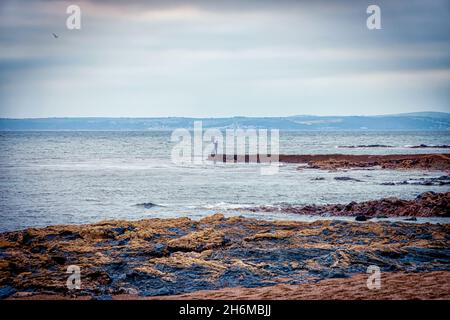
[240,192,450,218]
[1,213,449,299]
[209,153,450,171]
[380,174,450,186]
[134,202,160,209]
[337,144,450,149]
[409,144,450,149]
[337,144,394,148]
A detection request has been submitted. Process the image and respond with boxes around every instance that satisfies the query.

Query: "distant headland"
[1,112,449,131]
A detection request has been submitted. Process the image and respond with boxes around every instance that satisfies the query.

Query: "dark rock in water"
[135,202,159,209]
[404,217,417,221]
[382,175,450,186]
[416,191,436,199]
[355,215,368,221]
[338,145,393,148]
[410,175,450,186]
[334,176,362,182]
[311,177,325,181]
[240,192,449,218]
[409,144,450,149]
[376,215,388,219]
[272,153,450,171]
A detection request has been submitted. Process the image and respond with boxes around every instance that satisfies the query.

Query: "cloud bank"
[0,0,449,117]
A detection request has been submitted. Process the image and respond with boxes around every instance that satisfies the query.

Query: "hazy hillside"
[0,112,449,131]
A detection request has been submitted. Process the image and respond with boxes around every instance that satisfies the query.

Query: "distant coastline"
[1,112,449,131]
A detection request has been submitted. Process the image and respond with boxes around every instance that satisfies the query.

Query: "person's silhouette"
[213,140,218,157]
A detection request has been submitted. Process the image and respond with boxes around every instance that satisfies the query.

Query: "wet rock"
[345,202,356,211]
[21,232,34,245]
[0,286,16,299]
[135,202,159,209]
[355,216,368,221]
[338,145,393,148]
[58,231,81,240]
[93,295,113,300]
[51,255,66,265]
[240,192,450,218]
[153,243,167,255]
[85,270,112,285]
[1,215,449,299]
[381,175,450,186]
[334,177,363,182]
[210,153,450,171]
[407,175,450,186]
[409,144,450,149]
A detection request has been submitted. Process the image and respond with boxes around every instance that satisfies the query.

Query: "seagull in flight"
[52,33,59,39]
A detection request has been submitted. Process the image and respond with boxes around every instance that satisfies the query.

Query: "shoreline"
[1,207,449,300]
[8,271,450,300]
[238,191,450,219]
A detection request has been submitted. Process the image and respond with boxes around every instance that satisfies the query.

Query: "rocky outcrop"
[240,192,450,217]
[0,214,449,299]
[295,154,450,171]
[380,175,450,186]
[409,144,450,149]
[209,153,450,171]
[337,144,393,148]
[334,176,363,182]
[337,144,450,149]
[134,202,160,209]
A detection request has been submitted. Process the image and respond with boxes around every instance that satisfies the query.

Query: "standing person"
[213,139,218,157]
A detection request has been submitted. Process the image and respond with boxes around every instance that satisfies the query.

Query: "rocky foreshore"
[1,213,449,300]
[239,192,450,218]
[209,153,450,171]
[148,271,450,300]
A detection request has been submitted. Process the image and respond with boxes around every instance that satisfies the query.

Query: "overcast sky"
[0,0,449,118]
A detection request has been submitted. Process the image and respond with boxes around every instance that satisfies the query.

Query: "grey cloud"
[0,0,449,117]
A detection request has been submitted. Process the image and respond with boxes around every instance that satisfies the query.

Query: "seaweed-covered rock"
[0,215,449,299]
[241,192,450,218]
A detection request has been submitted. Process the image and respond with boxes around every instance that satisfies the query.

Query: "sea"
[0,130,449,231]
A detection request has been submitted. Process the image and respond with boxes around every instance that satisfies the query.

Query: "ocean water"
[0,131,449,231]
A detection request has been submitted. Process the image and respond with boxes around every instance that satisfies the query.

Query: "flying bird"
[52,33,58,39]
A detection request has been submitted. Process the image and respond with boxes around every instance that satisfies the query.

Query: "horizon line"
[1,111,449,120]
